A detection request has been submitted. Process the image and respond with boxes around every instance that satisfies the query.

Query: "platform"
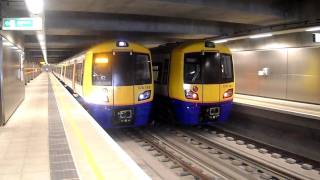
[233,94,320,129]
[0,73,150,180]
[234,94,320,120]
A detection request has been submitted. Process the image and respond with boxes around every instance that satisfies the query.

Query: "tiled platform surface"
[0,73,150,180]
[0,73,50,180]
[234,94,320,120]
[49,74,150,180]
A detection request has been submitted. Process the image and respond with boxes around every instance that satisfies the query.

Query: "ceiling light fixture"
[25,0,44,15]
[305,26,320,32]
[37,33,45,41]
[213,39,228,44]
[249,33,273,39]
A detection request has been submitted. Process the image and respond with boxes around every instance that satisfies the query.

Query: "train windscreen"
[134,54,152,85]
[92,52,152,86]
[221,54,233,83]
[184,52,233,84]
[92,53,112,86]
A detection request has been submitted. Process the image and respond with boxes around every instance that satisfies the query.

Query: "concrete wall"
[227,32,320,104]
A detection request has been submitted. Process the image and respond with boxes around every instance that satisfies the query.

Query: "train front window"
[112,52,134,86]
[202,52,221,84]
[92,52,151,86]
[184,53,202,84]
[221,54,234,83]
[92,53,112,86]
[135,54,152,85]
[184,52,233,84]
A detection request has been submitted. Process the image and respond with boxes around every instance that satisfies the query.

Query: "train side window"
[69,65,73,79]
[152,63,162,83]
[221,54,234,83]
[63,66,66,77]
[162,59,169,84]
[68,65,72,79]
[64,66,67,78]
[76,63,83,85]
[67,66,69,78]
[66,66,69,79]
[153,65,159,83]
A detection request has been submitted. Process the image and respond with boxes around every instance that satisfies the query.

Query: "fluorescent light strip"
[26,0,47,64]
[211,24,320,44]
[39,41,45,47]
[3,41,13,47]
[36,31,48,64]
[306,26,320,32]
[249,33,273,39]
[37,34,45,41]
[214,39,228,44]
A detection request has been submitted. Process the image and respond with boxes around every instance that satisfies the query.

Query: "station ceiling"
[2,0,320,63]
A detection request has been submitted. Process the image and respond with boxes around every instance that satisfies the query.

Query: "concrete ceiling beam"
[45,11,254,36]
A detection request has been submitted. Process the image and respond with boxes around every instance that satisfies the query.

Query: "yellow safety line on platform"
[50,77,104,180]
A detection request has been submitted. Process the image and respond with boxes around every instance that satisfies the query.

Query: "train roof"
[55,40,150,65]
[88,40,150,54]
[151,40,231,54]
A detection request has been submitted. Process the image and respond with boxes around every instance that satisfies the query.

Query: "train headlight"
[117,41,129,47]
[185,89,199,100]
[138,90,151,101]
[223,89,233,99]
[84,88,109,105]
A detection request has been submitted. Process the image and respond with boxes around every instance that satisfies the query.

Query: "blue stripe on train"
[87,102,152,129]
[171,99,233,125]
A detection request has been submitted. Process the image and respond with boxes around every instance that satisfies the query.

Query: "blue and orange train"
[151,40,235,125]
[53,40,154,128]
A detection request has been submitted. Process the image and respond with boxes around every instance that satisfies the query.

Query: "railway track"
[129,129,269,179]
[127,129,220,180]
[206,125,320,171]
[178,126,320,180]
[124,126,320,180]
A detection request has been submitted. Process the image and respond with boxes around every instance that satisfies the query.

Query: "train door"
[111,52,134,125]
[201,52,220,103]
[111,52,134,107]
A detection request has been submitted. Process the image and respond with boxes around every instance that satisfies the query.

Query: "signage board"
[2,17,43,31]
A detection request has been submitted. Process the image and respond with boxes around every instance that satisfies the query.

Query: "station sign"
[2,17,43,31]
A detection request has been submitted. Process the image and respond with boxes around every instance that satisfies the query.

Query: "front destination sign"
[2,17,43,31]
